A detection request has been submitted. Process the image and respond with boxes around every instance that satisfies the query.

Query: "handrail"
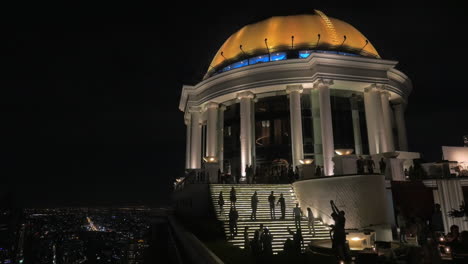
[167,224,184,264]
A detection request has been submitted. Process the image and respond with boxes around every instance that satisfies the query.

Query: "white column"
[189,107,202,169]
[434,180,468,233]
[287,85,304,169]
[394,103,408,151]
[205,102,219,158]
[380,91,395,152]
[315,79,334,176]
[218,105,226,172]
[310,89,323,166]
[350,94,363,155]
[364,84,386,154]
[185,118,191,169]
[238,91,255,178]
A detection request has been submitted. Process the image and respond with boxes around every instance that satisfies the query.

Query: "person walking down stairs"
[277,193,286,220]
[229,206,239,239]
[268,191,276,220]
[251,191,259,220]
[307,207,315,236]
[293,203,303,229]
[230,187,237,208]
[218,191,224,215]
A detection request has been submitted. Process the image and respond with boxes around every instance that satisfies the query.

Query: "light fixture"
[334,149,354,155]
[203,156,218,163]
[299,159,314,165]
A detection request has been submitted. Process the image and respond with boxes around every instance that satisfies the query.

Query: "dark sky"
[2,5,468,207]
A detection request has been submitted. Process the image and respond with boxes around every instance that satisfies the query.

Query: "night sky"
[3,5,468,207]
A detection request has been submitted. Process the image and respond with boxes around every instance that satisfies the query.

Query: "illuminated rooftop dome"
[206,10,380,78]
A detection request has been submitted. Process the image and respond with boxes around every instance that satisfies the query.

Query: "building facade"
[179,10,411,180]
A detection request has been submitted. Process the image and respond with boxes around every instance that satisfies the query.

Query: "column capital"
[188,106,202,113]
[380,90,391,98]
[219,104,227,111]
[237,91,255,100]
[204,102,219,111]
[312,78,334,89]
[286,85,303,94]
[364,83,385,92]
[184,117,191,125]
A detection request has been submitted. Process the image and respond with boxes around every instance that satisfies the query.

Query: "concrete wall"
[293,174,393,241]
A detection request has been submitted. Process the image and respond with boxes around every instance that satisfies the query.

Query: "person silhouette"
[251,191,259,220]
[367,157,375,174]
[357,156,365,174]
[330,200,347,261]
[218,191,224,215]
[315,165,322,177]
[293,203,303,229]
[261,228,273,257]
[230,187,237,207]
[243,226,250,251]
[379,157,386,175]
[287,227,304,255]
[229,206,239,238]
[268,191,276,219]
[250,230,261,259]
[307,207,315,236]
[277,193,286,219]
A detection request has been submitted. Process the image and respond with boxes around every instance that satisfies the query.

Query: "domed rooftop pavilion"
[181,9,412,179]
[205,10,380,79]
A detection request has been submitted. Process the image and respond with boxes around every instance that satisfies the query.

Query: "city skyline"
[3,5,468,207]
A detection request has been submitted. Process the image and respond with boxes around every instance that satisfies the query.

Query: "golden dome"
[207,10,379,76]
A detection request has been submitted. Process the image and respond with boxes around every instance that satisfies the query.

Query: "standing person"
[307,207,315,236]
[293,203,303,229]
[287,227,304,255]
[257,223,264,242]
[277,193,286,220]
[261,228,273,257]
[315,165,321,177]
[243,226,250,252]
[357,156,364,174]
[251,191,259,220]
[230,187,237,207]
[396,209,408,243]
[245,165,250,184]
[250,230,261,260]
[330,200,347,261]
[268,191,276,220]
[218,191,224,215]
[229,206,237,238]
[367,156,375,174]
[379,158,386,175]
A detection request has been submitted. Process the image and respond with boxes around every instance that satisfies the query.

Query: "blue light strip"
[215,50,359,75]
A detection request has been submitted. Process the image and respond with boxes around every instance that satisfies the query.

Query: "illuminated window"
[249,54,269,65]
[231,60,248,69]
[270,52,287,61]
[299,50,312,58]
[338,51,358,56]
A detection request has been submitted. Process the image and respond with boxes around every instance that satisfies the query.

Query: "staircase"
[209,184,330,253]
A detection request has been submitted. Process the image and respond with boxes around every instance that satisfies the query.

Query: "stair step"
[209,184,330,254]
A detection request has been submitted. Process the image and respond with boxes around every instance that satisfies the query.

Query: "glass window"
[222,65,232,72]
[299,50,312,58]
[338,52,358,57]
[249,54,269,65]
[270,52,287,61]
[231,60,248,69]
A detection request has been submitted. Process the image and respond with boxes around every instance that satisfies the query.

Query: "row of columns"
[185,81,409,177]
